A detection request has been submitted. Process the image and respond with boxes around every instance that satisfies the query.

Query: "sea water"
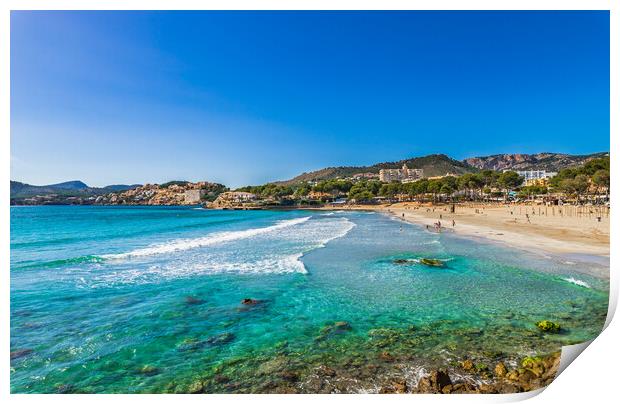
[10,206,609,393]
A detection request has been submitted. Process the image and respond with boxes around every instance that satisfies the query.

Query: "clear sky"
[11,11,609,188]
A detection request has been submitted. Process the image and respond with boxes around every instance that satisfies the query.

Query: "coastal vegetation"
[230,156,610,207]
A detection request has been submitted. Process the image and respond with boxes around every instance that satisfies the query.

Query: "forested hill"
[277,154,475,185]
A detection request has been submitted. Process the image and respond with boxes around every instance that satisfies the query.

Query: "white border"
[1,2,616,403]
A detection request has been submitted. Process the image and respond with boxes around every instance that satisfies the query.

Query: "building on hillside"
[184,189,206,204]
[224,191,257,203]
[506,170,557,186]
[379,164,424,183]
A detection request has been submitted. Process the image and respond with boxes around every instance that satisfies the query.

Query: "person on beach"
[452,219,455,227]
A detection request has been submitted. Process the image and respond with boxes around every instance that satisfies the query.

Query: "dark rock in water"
[214,374,230,384]
[535,320,561,333]
[206,332,235,346]
[55,384,75,394]
[185,296,205,305]
[415,370,452,393]
[431,370,452,390]
[10,348,33,360]
[333,321,351,331]
[140,365,159,375]
[187,380,204,393]
[379,378,407,393]
[176,333,234,351]
[379,351,395,362]
[419,258,445,267]
[317,365,337,377]
[317,321,352,340]
[279,370,299,382]
[393,259,413,265]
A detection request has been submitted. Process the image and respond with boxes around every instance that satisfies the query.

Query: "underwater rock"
[187,380,204,394]
[379,351,395,362]
[206,332,235,346]
[419,258,445,267]
[317,321,352,340]
[279,370,299,382]
[392,259,414,265]
[241,298,261,305]
[368,328,400,347]
[140,365,159,376]
[55,384,75,394]
[214,374,230,384]
[10,349,33,360]
[185,296,205,305]
[317,365,337,377]
[535,320,561,333]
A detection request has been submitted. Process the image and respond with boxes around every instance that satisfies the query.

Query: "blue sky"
[11,11,609,187]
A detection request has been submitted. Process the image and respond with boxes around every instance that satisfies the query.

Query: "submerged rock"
[379,351,395,362]
[185,296,205,305]
[419,258,445,267]
[535,320,561,333]
[241,298,262,305]
[140,365,159,376]
[206,332,235,346]
[393,259,414,265]
[10,349,33,360]
[316,321,352,340]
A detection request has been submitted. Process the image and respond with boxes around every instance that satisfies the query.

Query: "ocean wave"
[14,255,105,269]
[75,216,356,286]
[102,217,312,259]
[563,277,590,288]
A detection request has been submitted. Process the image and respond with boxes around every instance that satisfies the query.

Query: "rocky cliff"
[463,152,608,172]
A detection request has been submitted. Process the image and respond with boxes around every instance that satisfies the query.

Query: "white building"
[379,164,424,182]
[503,170,557,185]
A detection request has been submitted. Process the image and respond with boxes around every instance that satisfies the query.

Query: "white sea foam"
[563,277,591,288]
[101,216,311,259]
[82,216,356,286]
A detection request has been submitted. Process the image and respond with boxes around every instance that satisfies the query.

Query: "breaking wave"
[76,215,356,286]
[102,217,311,259]
[563,277,591,288]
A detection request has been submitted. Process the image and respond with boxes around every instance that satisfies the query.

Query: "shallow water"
[10,206,609,393]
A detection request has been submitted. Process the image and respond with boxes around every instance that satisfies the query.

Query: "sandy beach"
[320,203,610,262]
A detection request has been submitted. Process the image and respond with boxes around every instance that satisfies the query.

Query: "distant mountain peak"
[48,180,89,190]
[463,152,608,171]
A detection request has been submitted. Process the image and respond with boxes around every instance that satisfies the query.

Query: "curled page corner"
[556,339,593,377]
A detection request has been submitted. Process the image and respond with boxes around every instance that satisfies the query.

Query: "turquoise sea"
[10,206,609,393]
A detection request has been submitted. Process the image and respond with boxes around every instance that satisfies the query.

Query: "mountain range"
[276,151,608,185]
[463,152,609,172]
[10,151,608,199]
[10,180,141,199]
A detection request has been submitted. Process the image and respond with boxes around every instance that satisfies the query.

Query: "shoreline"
[310,203,610,272]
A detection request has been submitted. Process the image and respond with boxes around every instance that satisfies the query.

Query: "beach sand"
[319,203,610,261]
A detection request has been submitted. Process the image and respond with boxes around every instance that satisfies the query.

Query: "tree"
[497,171,523,190]
[592,169,610,193]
